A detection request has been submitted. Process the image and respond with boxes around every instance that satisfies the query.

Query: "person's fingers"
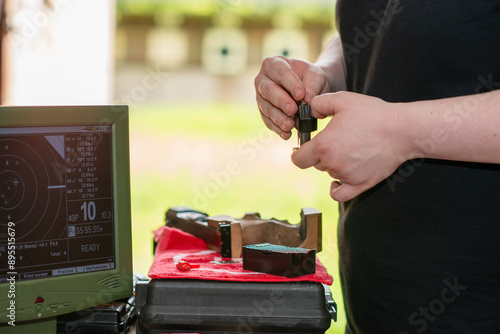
[258,57,306,114]
[259,113,292,140]
[257,96,295,137]
[290,142,321,169]
[327,170,340,180]
[330,180,342,194]
[302,68,330,103]
[310,91,354,118]
[256,78,299,118]
[264,57,306,100]
[330,182,368,203]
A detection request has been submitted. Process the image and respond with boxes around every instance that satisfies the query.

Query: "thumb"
[330,181,367,202]
[311,91,353,118]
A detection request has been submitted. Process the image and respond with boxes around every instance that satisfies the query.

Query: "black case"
[57,298,136,334]
[136,279,335,334]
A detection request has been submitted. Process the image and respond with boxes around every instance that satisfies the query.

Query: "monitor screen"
[0,106,132,333]
[1,125,115,282]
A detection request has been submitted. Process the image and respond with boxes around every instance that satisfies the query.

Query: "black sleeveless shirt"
[336,1,500,333]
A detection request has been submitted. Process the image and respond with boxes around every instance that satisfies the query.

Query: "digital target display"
[0,125,115,281]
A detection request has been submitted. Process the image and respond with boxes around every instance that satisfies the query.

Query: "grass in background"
[129,102,346,333]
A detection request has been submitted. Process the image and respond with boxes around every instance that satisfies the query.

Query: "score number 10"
[80,201,112,221]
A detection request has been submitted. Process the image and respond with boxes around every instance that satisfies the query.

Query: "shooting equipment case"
[135,279,336,334]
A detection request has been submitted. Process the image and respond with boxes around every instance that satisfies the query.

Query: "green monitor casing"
[0,105,133,333]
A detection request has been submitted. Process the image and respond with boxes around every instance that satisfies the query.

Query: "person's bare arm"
[314,34,346,94]
[403,90,500,164]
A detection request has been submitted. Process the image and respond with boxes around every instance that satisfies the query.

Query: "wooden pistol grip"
[230,222,242,258]
[184,208,323,258]
[298,207,322,252]
[239,219,302,247]
[238,208,322,252]
[207,215,235,228]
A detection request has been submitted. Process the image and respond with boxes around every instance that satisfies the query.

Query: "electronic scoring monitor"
[0,105,133,333]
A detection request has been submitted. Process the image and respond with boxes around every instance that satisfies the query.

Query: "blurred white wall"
[4,0,115,105]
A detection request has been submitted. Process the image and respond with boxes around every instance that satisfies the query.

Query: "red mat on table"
[148,226,333,285]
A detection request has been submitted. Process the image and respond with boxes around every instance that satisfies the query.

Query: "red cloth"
[148,226,333,285]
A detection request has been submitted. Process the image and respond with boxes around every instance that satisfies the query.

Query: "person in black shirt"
[254,1,500,333]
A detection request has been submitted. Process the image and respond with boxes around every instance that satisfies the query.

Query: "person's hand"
[292,91,415,202]
[254,56,330,140]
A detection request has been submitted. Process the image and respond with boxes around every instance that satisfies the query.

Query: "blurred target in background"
[202,26,248,76]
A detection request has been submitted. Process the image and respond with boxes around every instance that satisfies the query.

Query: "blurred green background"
[117,1,346,332]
